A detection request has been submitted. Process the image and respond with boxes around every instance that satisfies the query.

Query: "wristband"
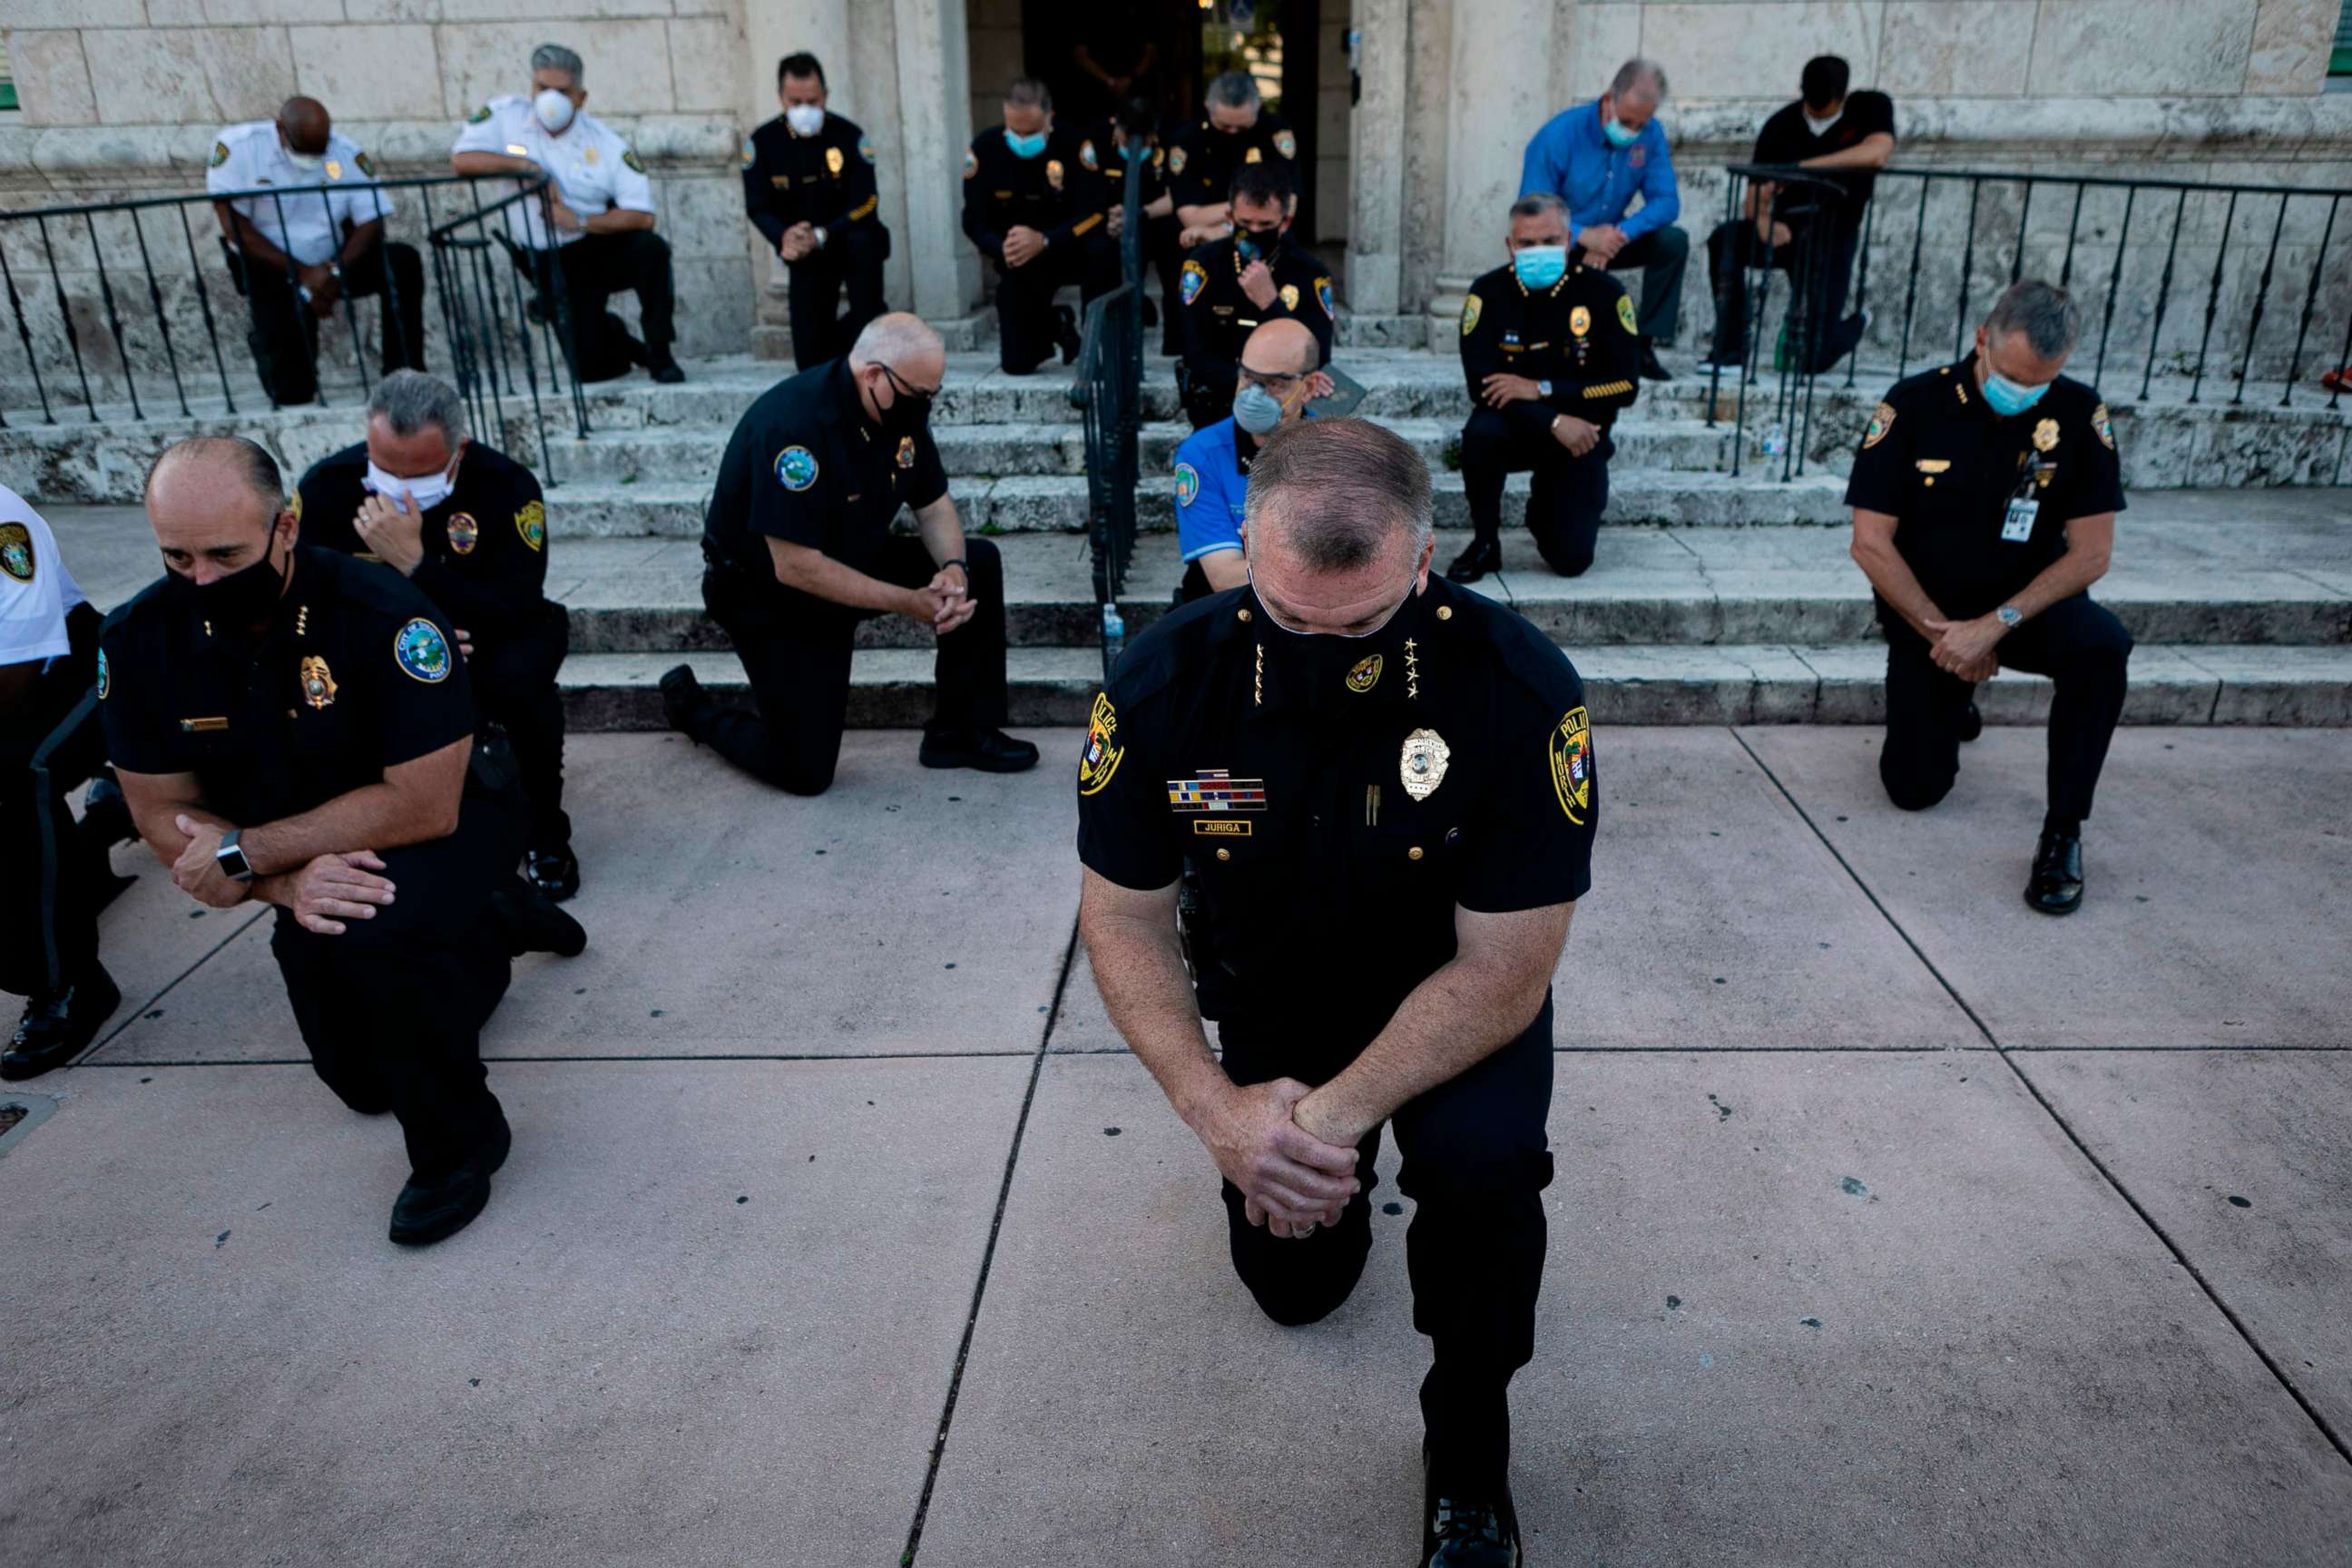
[937,557,968,575]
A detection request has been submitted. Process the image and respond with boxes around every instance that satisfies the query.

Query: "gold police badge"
[1046,158,1064,191]
[299,654,338,710]
[1399,729,1450,801]
[1279,283,1299,311]
[445,512,479,555]
[826,145,845,175]
[897,436,916,469]
[1569,305,1591,338]
[2033,416,2060,453]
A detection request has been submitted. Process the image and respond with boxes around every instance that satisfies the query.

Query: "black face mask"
[1250,573,1430,714]
[1234,226,1283,266]
[877,365,935,436]
[164,530,289,632]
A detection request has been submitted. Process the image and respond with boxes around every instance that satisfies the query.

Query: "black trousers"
[686,534,1011,795]
[1177,360,1234,432]
[1459,407,1611,577]
[1707,216,1864,373]
[784,225,888,369]
[513,230,677,384]
[471,600,572,851]
[240,240,426,407]
[0,604,107,1001]
[1597,224,1689,342]
[1143,212,1185,355]
[990,235,1120,375]
[269,794,511,1181]
[1218,995,1555,1494]
[1879,595,2133,822]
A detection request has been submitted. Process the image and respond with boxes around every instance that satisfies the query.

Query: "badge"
[2033,416,2060,453]
[1047,158,1064,191]
[1316,277,1334,318]
[1080,139,1098,172]
[393,618,452,684]
[1274,129,1297,161]
[776,446,819,491]
[1630,146,1646,169]
[1569,305,1591,338]
[467,104,493,124]
[1862,401,1896,450]
[1244,147,1262,164]
[514,499,546,551]
[1181,259,1206,307]
[1167,770,1266,812]
[1400,730,1450,802]
[299,654,338,710]
[622,148,645,173]
[858,135,876,165]
[741,136,757,168]
[1279,283,1299,311]
[0,522,34,583]
[1548,707,1591,824]
[1174,462,1200,508]
[1461,293,1481,338]
[209,141,231,168]
[897,436,916,469]
[446,512,479,555]
[2093,403,2115,450]
[583,145,599,166]
[96,647,110,701]
[827,145,844,176]
[1347,654,1382,694]
[324,159,342,181]
[1169,145,1187,175]
[2002,495,2039,542]
[1078,693,1124,796]
[963,149,978,180]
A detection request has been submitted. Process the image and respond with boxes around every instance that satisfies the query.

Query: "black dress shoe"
[647,353,685,385]
[2024,828,2084,916]
[80,775,136,847]
[1958,701,1983,743]
[1423,1453,1522,1567]
[492,877,589,957]
[1054,303,1083,364]
[1638,340,1672,381]
[1446,536,1503,583]
[919,729,1041,773]
[525,844,581,903]
[389,1115,511,1247]
[659,663,702,734]
[3,965,122,1081]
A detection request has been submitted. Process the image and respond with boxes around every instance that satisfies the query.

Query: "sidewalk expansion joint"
[71,906,271,1069]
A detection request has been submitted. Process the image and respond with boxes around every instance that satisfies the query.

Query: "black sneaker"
[3,965,122,1081]
[1446,536,1503,584]
[1637,340,1672,381]
[919,729,1041,773]
[491,877,589,957]
[1054,303,1083,365]
[525,844,581,903]
[2025,827,2084,916]
[1423,1455,1522,1567]
[389,1113,511,1247]
[659,664,703,734]
[1958,701,1983,742]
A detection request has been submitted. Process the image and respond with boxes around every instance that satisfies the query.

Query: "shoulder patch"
[1174,462,1200,508]
[1080,139,1098,172]
[622,147,645,174]
[775,445,819,491]
[741,136,757,168]
[2093,402,2115,451]
[1078,692,1125,797]
[467,104,493,125]
[1181,258,1207,307]
[209,140,231,169]
[1274,129,1297,161]
[1168,144,1187,176]
[1616,293,1637,335]
[354,150,376,178]
[393,617,453,684]
[1549,706,1592,825]
[514,499,546,552]
[1461,293,1482,338]
[1317,276,1335,319]
[96,646,110,701]
[858,134,876,165]
[963,148,978,180]
[0,522,35,583]
[1862,401,1896,450]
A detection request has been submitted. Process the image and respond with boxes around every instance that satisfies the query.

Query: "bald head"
[278,97,330,156]
[145,437,294,587]
[1241,318,1318,380]
[847,311,945,425]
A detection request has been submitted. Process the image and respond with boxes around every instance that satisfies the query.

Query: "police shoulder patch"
[776,445,820,491]
[1168,144,1187,175]
[1862,400,1896,450]
[1078,692,1126,797]
[1080,139,1098,172]
[1274,129,1297,161]
[858,135,876,165]
[354,150,376,178]
[2093,402,2116,450]
[1174,462,1200,508]
[1549,705,1592,825]
[467,104,493,125]
[963,148,979,180]
[1181,258,1207,307]
[393,617,452,684]
[741,136,757,168]
[1461,293,1482,338]
[0,522,34,584]
[1616,293,1637,335]
[1316,276,1335,319]
[513,501,545,552]
[96,646,110,701]
[622,147,645,174]
[209,140,231,169]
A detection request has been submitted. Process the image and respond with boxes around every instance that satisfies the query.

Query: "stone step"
[558,642,2352,731]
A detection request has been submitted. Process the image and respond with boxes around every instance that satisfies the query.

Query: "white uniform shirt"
[452,96,656,251]
[0,485,84,671]
[205,122,395,267]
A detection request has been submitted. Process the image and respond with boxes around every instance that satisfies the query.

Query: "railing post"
[0,240,56,424]
[2010,177,2034,287]
[2234,192,2289,407]
[2138,189,2190,402]
[129,208,192,418]
[1896,175,1928,380]
[1951,178,1981,362]
[2282,195,2337,408]
[83,212,145,420]
[175,203,236,414]
[1843,185,1875,391]
[2186,188,2238,405]
[2058,182,2086,289]
[37,217,99,418]
[2093,186,2134,392]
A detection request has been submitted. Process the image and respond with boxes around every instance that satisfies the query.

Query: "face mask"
[1234,227,1281,264]
[282,145,323,173]
[1005,129,1047,160]
[164,528,289,631]
[874,367,934,435]
[1601,117,1641,149]
[364,459,456,514]
[1981,369,2050,417]
[1802,110,1842,137]
[534,89,577,133]
[1248,573,1427,712]
[1513,244,1568,289]
[784,103,826,138]
[1232,384,1286,436]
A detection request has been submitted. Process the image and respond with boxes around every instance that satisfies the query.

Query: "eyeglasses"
[877,362,938,409]
[1236,364,1301,393]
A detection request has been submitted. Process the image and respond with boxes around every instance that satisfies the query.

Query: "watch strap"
[216,827,255,883]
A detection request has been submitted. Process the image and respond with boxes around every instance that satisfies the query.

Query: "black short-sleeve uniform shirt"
[98,546,475,828]
[704,357,948,579]
[1180,235,1334,388]
[295,440,550,638]
[1844,353,2125,622]
[1752,90,1896,230]
[742,111,886,252]
[1167,112,1298,212]
[1076,122,1169,218]
[1458,260,1642,440]
[1076,579,1596,1034]
[961,125,1106,259]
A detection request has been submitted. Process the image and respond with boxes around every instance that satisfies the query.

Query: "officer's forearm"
[452,151,534,178]
[1176,203,1226,231]
[1849,517,1943,634]
[1804,134,1894,172]
[749,203,788,249]
[228,211,294,276]
[914,496,965,572]
[584,208,655,235]
[765,536,922,616]
[337,220,382,271]
[1079,876,1228,1129]
[240,738,470,877]
[1145,192,1173,220]
[2006,516,2116,622]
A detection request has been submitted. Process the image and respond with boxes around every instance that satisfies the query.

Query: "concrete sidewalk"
[3,729,2347,1566]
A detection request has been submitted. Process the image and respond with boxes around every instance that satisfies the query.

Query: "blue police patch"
[96,647,110,701]
[1181,259,1206,307]
[1316,277,1334,318]
[740,137,756,168]
[1174,463,1200,508]
[393,617,452,684]
[858,135,876,165]
[776,446,819,491]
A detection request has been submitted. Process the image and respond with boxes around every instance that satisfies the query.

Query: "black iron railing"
[1077,153,1148,680]
[1707,162,2352,480]
[424,178,593,479]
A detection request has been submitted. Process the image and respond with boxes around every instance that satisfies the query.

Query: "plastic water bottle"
[1101,602,1127,671]
[1760,426,1788,459]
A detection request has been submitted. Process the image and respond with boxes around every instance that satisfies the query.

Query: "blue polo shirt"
[1518,100,1679,240]
[1172,417,1250,564]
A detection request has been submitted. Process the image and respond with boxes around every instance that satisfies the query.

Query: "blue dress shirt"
[1518,100,1680,240]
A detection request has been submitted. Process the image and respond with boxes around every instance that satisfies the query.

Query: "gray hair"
[1609,58,1667,105]
[1509,192,1569,223]
[532,43,584,86]
[848,311,944,369]
[146,436,283,513]
[1985,279,2082,360]
[367,369,467,445]
[1243,418,1434,571]
[1207,71,1261,112]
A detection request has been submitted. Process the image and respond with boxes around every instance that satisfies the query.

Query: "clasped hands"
[1921,612,2006,682]
[1002,225,1047,269]
[779,220,819,262]
[1196,1077,1365,1242]
[906,564,977,636]
[169,816,397,936]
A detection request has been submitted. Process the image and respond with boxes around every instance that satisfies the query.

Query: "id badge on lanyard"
[2001,456,2041,544]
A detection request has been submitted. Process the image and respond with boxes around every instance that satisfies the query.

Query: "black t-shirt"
[98,546,475,827]
[1458,260,1642,438]
[1076,578,1596,1038]
[1167,111,1298,212]
[1751,90,1895,228]
[1178,235,1335,389]
[742,111,886,250]
[295,439,549,638]
[704,357,949,579]
[1844,353,2126,621]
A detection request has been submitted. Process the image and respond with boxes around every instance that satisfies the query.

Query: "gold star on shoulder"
[1404,636,1420,701]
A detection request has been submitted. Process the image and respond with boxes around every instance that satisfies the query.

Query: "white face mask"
[282,145,323,172]
[1803,109,1842,137]
[784,103,826,138]
[364,459,456,514]
[534,88,577,133]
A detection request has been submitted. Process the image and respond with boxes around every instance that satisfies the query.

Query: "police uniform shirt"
[1458,260,1642,438]
[961,125,1105,259]
[1844,354,2125,622]
[295,441,550,639]
[0,484,84,670]
[1075,580,1596,1026]
[206,122,395,267]
[1077,122,1169,218]
[1750,91,1896,230]
[98,547,474,829]
[1167,111,1298,212]
[742,112,882,250]
[706,358,948,580]
[1180,235,1335,376]
[1171,417,1252,566]
[453,96,655,251]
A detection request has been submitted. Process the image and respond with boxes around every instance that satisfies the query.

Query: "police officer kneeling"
[1451,192,1641,583]
[102,438,514,1244]
[1847,279,2131,914]
[961,77,1117,377]
[1177,162,1333,431]
[662,314,1038,790]
[1077,419,1595,1567]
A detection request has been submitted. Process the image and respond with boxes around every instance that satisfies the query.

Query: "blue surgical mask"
[1232,383,1285,436]
[1005,129,1047,160]
[1602,117,1641,149]
[1513,244,1567,289]
[1982,369,2049,417]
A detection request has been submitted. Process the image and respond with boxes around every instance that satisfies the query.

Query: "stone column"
[1347,0,1411,317]
[1428,0,1564,323]
[891,0,977,320]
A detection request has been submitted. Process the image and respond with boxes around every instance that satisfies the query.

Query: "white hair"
[848,312,944,369]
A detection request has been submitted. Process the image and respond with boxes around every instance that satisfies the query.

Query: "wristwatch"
[1537,379,1554,398]
[1995,604,2024,629]
[215,828,255,884]
[812,226,828,250]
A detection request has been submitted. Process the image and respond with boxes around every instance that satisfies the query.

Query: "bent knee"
[1879,765,1954,813]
